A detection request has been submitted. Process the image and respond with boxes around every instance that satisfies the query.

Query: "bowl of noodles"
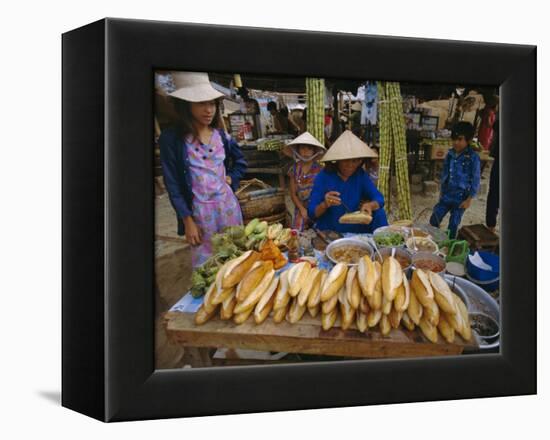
[325,238,374,266]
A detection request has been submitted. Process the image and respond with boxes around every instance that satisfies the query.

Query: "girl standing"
[283,132,326,231]
[159,72,247,267]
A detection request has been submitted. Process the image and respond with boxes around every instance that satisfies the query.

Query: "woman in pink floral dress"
[159,72,247,267]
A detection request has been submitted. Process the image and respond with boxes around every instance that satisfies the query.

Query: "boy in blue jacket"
[430,122,480,238]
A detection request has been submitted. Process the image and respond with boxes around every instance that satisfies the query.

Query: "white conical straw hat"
[169,71,224,102]
[282,131,326,157]
[320,130,378,162]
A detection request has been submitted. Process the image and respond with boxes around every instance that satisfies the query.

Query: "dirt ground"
[154,161,499,368]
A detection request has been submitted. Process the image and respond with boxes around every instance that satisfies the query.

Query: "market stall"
[163,218,500,363]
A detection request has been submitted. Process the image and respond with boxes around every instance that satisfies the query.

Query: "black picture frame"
[62,18,536,422]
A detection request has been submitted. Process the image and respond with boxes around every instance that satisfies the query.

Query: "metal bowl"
[373,247,412,272]
[413,223,448,245]
[406,236,439,254]
[445,275,500,351]
[325,238,374,267]
[469,312,500,340]
[372,226,407,248]
[411,251,446,274]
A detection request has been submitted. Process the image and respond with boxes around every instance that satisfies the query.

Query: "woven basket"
[253,211,287,225]
[236,178,286,221]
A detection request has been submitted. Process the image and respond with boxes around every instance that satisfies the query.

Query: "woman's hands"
[183,216,202,246]
[360,201,379,215]
[324,191,342,207]
[225,176,232,186]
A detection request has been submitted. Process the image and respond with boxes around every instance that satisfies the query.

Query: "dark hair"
[172,97,224,140]
[451,121,475,141]
[324,159,366,173]
[280,107,289,117]
[267,101,278,112]
[484,94,499,110]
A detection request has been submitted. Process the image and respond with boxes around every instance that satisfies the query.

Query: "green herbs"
[374,232,405,247]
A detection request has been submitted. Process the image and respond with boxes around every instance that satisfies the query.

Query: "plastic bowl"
[466,250,499,282]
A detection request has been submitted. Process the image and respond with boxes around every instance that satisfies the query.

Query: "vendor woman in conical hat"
[307,130,389,233]
[283,132,326,231]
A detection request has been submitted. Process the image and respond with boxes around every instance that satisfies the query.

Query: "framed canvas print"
[62,18,536,422]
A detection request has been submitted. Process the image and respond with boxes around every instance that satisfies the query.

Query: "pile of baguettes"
[194,251,472,344]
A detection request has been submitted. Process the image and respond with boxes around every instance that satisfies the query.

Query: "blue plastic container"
[466,251,499,281]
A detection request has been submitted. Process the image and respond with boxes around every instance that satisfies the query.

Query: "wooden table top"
[164,311,477,359]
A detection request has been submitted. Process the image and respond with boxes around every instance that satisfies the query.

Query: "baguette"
[345,266,361,309]
[410,269,434,307]
[407,285,423,325]
[233,306,254,324]
[358,255,377,299]
[202,282,217,314]
[339,211,373,224]
[380,314,391,335]
[429,271,457,315]
[211,286,235,306]
[220,290,237,320]
[288,261,311,297]
[359,296,370,315]
[272,302,289,323]
[298,267,322,307]
[367,309,382,327]
[389,307,403,329]
[368,261,383,310]
[356,310,368,333]
[401,311,416,331]
[307,304,320,318]
[437,313,455,343]
[321,308,338,331]
[394,272,411,312]
[195,304,217,325]
[382,294,392,315]
[236,260,273,302]
[419,316,439,343]
[222,250,261,288]
[382,256,403,301]
[234,268,275,314]
[215,260,230,293]
[322,287,340,314]
[254,293,275,324]
[273,270,291,310]
[254,275,280,315]
[452,293,472,341]
[288,297,306,323]
[339,286,355,330]
[308,270,327,308]
[423,296,440,326]
[320,263,348,302]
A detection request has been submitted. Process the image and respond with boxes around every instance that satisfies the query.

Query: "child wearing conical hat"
[282,132,326,231]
